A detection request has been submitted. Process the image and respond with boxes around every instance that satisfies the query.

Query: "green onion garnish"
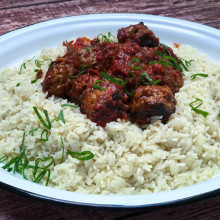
[155,51,166,56]
[33,156,55,176]
[124,71,137,96]
[84,45,90,52]
[97,32,115,43]
[61,103,78,108]
[16,83,20,87]
[0,155,8,162]
[2,132,54,186]
[190,73,208,80]
[128,27,136,37]
[33,107,52,129]
[33,169,50,186]
[67,151,94,161]
[100,72,126,86]
[141,73,161,85]
[56,110,66,124]
[41,129,49,142]
[218,111,220,117]
[35,58,52,68]
[31,69,39,84]
[71,65,89,80]
[65,41,73,52]
[189,98,209,118]
[129,58,142,70]
[19,56,35,74]
[29,128,38,136]
[92,80,105,91]
[61,137,65,163]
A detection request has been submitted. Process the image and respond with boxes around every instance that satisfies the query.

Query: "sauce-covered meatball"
[130,85,176,125]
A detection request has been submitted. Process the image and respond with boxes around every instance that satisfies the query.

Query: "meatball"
[117,22,159,47]
[65,72,100,104]
[42,52,77,97]
[150,63,183,93]
[81,80,129,127]
[130,85,176,125]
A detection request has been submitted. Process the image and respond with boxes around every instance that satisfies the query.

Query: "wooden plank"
[0,0,220,36]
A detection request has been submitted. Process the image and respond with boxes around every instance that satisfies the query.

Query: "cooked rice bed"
[0,44,219,195]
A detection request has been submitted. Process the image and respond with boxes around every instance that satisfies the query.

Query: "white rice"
[0,43,219,195]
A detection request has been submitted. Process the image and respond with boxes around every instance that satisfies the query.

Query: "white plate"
[0,13,220,209]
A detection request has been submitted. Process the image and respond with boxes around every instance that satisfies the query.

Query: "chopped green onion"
[29,128,38,136]
[56,110,66,124]
[97,32,115,43]
[179,59,188,71]
[0,155,8,162]
[84,45,90,52]
[61,137,65,163]
[33,169,50,186]
[190,98,203,109]
[33,156,55,175]
[189,98,209,118]
[16,83,20,87]
[128,27,136,37]
[31,69,39,84]
[141,73,161,85]
[67,151,94,161]
[35,58,52,68]
[155,51,166,56]
[41,129,49,142]
[190,73,208,80]
[129,58,142,70]
[65,41,73,52]
[33,107,52,129]
[124,71,137,96]
[218,111,220,117]
[61,103,78,108]
[160,43,169,51]
[92,80,105,91]
[100,72,126,86]
[71,65,89,80]
[19,56,35,74]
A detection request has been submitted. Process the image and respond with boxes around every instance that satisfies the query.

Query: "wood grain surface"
[0,0,220,219]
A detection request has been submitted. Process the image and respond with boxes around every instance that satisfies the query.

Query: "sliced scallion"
[61,137,65,163]
[124,71,137,96]
[100,72,126,86]
[129,58,142,70]
[61,103,78,108]
[65,40,73,52]
[67,150,94,161]
[92,80,105,91]
[29,128,38,136]
[189,98,209,118]
[190,73,208,80]
[33,107,52,129]
[41,129,49,142]
[141,73,161,85]
[0,155,8,162]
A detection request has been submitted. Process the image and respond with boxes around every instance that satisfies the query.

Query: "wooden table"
[0,1,220,219]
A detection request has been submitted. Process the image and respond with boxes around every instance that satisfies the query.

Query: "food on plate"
[42,23,183,127]
[0,23,219,195]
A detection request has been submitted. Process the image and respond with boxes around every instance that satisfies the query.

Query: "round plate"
[0,13,220,209]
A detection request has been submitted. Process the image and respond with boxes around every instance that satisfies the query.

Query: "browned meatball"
[42,52,77,97]
[150,63,183,93]
[65,72,100,104]
[130,85,176,125]
[81,80,129,127]
[117,22,159,47]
